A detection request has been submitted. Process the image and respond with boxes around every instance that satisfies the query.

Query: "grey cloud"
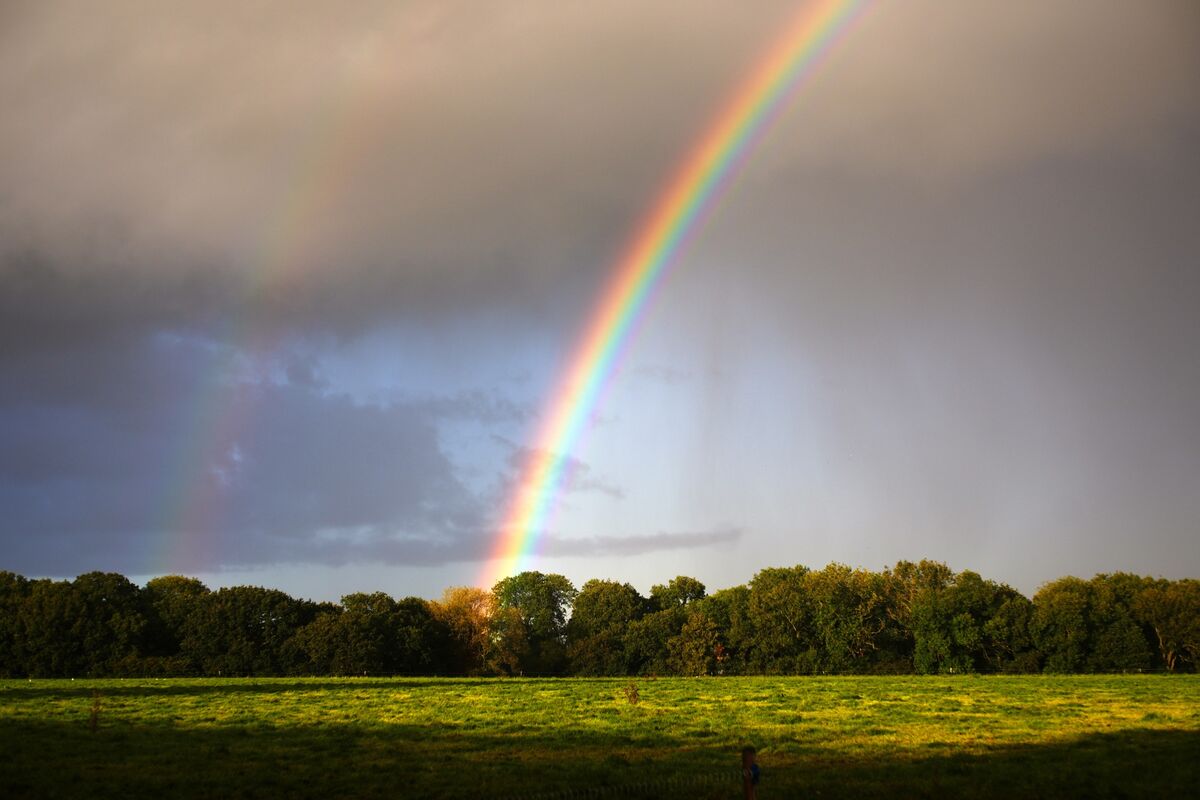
[3,1,1195,347]
[415,391,533,425]
[498,438,624,499]
[540,526,743,557]
[0,0,777,338]
[283,353,327,391]
[765,0,1200,179]
[0,333,495,576]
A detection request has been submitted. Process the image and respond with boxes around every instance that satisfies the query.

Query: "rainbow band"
[164,25,402,570]
[482,0,874,586]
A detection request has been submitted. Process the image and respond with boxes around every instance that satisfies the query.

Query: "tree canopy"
[0,566,1194,677]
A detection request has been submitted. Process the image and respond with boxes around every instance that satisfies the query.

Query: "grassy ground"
[2,675,1197,798]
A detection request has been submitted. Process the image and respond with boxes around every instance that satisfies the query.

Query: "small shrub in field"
[89,690,101,733]
[622,681,640,705]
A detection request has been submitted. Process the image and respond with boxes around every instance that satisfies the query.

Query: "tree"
[180,586,316,676]
[668,611,721,676]
[429,586,494,675]
[1030,578,1092,673]
[982,594,1039,673]
[392,597,443,675]
[620,576,709,676]
[908,570,1026,674]
[650,576,706,611]
[802,564,891,673]
[883,559,955,669]
[70,571,152,675]
[566,580,645,676]
[14,579,85,676]
[623,609,679,675]
[286,610,344,675]
[1087,574,1154,672]
[1134,579,1200,672]
[284,593,428,676]
[143,575,210,672]
[0,571,30,677]
[747,566,814,673]
[325,592,403,675]
[7,573,152,676]
[694,586,753,675]
[491,572,577,675]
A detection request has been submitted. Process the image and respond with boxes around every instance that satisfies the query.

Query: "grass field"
[3,676,1198,799]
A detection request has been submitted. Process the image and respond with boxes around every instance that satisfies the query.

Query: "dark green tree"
[70,571,152,675]
[1134,578,1200,672]
[883,559,955,670]
[491,571,577,675]
[910,570,1025,674]
[143,575,210,672]
[10,574,150,676]
[566,580,645,675]
[285,610,344,675]
[693,586,753,675]
[316,592,403,675]
[180,586,317,676]
[1086,574,1155,672]
[624,576,708,675]
[0,571,30,676]
[667,610,721,675]
[982,593,1039,672]
[392,597,443,675]
[14,579,84,676]
[747,566,814,673]
[1030,577,1092,673]
[623,609,680,675]
[650,576,706,611]
[803,564,891,673]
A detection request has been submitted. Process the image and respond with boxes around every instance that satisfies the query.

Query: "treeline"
[0,563,1196,678]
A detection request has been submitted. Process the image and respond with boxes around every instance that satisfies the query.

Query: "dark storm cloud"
[0,0,795,341]
[3,1,1194,344]
[540,526,743,558]
[0,333,504,575]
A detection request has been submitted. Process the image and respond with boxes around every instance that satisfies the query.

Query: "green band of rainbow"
[482,0,874,586]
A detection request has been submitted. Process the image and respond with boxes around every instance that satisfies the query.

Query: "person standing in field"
[741,746,760,799]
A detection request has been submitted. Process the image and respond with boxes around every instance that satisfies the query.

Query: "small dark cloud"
[496,438,624,499]
[540,526,743,557]
[416,391,533,425]
[284,354,326,390]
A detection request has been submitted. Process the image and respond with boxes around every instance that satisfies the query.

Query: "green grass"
[3,676,1197,798]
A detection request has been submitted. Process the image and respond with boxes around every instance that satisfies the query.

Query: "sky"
[2,0,1198,602]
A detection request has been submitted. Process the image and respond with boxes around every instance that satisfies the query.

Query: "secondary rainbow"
[482,0,875,586]
[163,27,400,571]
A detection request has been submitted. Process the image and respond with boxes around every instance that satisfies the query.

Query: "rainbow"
[164,30,396,571]
[482,0,874,586]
